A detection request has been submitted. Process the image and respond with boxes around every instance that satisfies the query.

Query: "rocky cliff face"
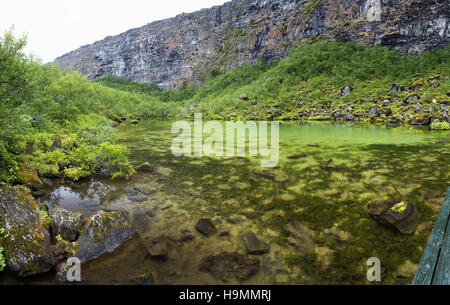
[56,0,449,89]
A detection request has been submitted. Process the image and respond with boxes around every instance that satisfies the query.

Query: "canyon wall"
[56,0,449,89]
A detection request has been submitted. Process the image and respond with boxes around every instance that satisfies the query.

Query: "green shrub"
[431,121,450,130]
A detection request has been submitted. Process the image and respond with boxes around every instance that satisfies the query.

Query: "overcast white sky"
[0,0,228,63]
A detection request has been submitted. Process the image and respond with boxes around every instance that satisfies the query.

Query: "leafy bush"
[431,121,450,130]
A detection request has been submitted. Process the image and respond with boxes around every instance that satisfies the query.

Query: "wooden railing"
[412,187,450,285]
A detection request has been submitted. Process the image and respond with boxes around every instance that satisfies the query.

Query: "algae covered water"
[36,121,450,284]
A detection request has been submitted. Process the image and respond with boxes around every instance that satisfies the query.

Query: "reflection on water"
[38,179,116,217]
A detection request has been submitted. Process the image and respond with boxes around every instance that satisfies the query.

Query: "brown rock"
[284,221,315,253]
[195,218,217,236]
[367,199,421,235]
[148,243,168,259]
[238,231,270,255]
[321,227,351,247]
[199,252,259,282]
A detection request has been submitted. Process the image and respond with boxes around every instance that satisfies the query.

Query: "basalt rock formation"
[56,0,449,89]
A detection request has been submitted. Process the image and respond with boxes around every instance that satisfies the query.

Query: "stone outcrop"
[0,186,54,277]
[49,208,83,242]
[74,210,135,262]
[0,186,135,279]
[55,0,449,89]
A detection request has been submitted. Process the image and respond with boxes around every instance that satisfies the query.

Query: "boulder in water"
[238,231,270,255]
[0,186,54,277]
[195,218,217,236]
[321,227,351,247]
[367,199,421,235]
[74,210,135,262]
[284,221,315,253]
[287,152,308,160]
[252,168,289,183]
[49,207,83,242]
[199,252,260,282]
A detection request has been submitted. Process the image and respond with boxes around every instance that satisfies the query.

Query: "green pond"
[24,120,450,285]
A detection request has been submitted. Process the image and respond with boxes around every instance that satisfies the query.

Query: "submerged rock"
[148,242,168,260]
[397,260,418,279]
[132,273,154,285]
[367,199,421,235]
[127,185,156,202]
[415,221,434,236]
[0,186,54,277]
[315,246,334,269]
[284,221,315,253]
[136,162,155,173]
[179,229,196,242]
[252,168,289,183]
[49,208,83,242]
[238,231,270,255]
[195,218,217,236]
[321,227,351,247]
[287,152,308,160]
[199,252,260,282]
[74,210,135,262]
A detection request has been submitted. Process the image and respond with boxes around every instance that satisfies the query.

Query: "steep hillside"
[56,0,449,89]
[96,40,450,127]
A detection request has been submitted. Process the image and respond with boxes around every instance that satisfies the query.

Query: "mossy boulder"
[17,164,41,190]
[367,199,422,235]
[74,210,135,262]
[49,208,83,242]
[0,186,53,277]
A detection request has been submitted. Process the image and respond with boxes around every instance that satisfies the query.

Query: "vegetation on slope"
[0,30,180,184]
[99,40,450,124]
[1,29,448,185]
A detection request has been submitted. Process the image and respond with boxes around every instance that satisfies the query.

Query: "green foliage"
[0,31,146,183]
[431,121,450,130]
[171,40,449,121]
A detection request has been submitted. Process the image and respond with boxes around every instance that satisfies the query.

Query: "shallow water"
[35,121,450,285]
